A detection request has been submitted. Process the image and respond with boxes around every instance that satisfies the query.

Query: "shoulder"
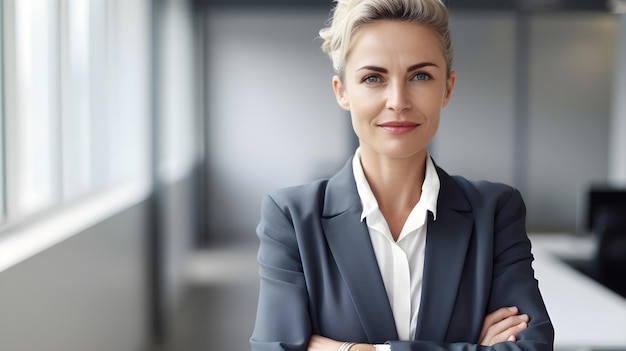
[434,164,525,219]
[257,179,331,245]
[263,158,356,218]
[451,175,521,206]
[447,174,526,228]
[262,179,330,218]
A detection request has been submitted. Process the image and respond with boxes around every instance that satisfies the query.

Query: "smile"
[377,121,419,135]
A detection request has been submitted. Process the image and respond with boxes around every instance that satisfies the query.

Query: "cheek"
[425,89,449,110]
[441,84,453,106]
[349,90,381,115]
[350,103,377,127]
[349,107,376,138]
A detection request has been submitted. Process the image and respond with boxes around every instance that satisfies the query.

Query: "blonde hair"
[319,0,453,79]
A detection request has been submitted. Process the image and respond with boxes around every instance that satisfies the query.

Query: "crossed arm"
[251,186,554,351]
[307,306,530,351]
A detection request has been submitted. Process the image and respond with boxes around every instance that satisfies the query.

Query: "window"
[62,0,92,200]
[0,2,5,223]
[7,0,61,218]
[1,0,150,226]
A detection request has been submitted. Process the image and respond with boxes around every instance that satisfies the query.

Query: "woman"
[250,0,554,350]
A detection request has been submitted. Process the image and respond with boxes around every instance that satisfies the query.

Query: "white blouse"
[352,148,440,350]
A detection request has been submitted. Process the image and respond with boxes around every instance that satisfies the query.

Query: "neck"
[359,148,428,239]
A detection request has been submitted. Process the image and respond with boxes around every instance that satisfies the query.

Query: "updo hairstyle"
[319,0,453,80]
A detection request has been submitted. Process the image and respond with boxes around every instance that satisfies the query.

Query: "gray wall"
[610,15,626,182]
[0,8,622,351]
[434,13,517,185]
[159,176,199,332]
[0,0,201,349]
[205,9,352,243]
[205,10,620,238]
[0,175,199,351]
[0,202,150,351]
[525,14,617,232]
[156,0,202,331]
[436,13,618,232]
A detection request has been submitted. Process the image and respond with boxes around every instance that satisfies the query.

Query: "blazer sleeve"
[387,188,554,351]
[250,194,311,351]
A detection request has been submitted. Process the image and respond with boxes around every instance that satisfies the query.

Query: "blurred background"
[0,0,625,350]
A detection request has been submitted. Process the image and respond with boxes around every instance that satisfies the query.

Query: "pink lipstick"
[378,121,418,135]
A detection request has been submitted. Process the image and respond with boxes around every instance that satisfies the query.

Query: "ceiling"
[194,0,612,12]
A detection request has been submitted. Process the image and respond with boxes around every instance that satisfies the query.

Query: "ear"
[332,75,350,111]
[442,70,456,108]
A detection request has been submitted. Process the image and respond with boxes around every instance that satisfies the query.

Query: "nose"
[386,81,411,112]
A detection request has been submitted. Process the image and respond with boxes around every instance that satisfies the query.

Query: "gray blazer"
[251,159,554,351]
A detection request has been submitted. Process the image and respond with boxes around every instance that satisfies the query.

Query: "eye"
[413,72,431,81]
[362,75,381,84]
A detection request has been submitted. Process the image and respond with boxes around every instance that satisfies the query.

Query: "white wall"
[610,15,626,182]
[205,9,352,243]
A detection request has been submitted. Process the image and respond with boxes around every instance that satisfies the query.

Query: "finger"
[481,315,529,346]
[486,314,528,338]
[492,321,528,345]
[503,321,528,338]
[480,307,519,340]
[484,307,519,326]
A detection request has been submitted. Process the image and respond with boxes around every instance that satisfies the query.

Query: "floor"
[152,242,260,351]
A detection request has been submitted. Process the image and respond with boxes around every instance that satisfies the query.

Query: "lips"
[378,121,419,135]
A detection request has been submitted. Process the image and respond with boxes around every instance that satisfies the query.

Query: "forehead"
[346,20,445,68]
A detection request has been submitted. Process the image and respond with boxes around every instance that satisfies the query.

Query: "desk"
[529,233,626,351]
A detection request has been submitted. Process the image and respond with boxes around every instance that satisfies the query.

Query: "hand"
[307,335,374,351]
[307,335,343,351]
[479,306,529,346]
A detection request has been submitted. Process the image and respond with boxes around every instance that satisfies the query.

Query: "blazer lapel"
[415,166,473,341]
[322,160,398,343]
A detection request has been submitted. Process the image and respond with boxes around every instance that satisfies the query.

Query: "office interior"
[0,0,625,350]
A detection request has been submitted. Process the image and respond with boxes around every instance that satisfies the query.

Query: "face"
[333,20,455,161]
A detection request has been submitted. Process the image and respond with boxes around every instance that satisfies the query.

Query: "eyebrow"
[356,62,440,73]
